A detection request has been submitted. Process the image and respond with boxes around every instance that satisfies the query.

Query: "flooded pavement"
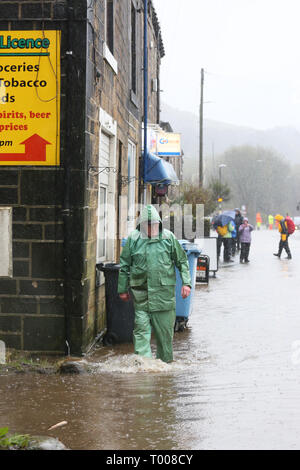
[1,229,300,450]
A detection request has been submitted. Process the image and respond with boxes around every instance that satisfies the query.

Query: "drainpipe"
[63,4,74,356]
[143,0,148,204]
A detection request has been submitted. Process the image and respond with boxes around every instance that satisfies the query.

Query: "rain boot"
[285,244,292,259]
[274,242,283,258]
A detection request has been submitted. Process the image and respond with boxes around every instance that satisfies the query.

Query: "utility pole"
[199,68,204,187]
[218,164,226,211]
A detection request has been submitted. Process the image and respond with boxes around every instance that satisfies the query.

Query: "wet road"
[1,229,300,450]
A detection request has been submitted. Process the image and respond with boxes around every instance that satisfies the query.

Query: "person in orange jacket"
[273,214,292,259]
[256,212,262,230]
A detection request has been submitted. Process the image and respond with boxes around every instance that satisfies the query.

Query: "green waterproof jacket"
[117,205,192,312]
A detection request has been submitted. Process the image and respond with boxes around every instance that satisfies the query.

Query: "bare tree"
[214,145,291,222]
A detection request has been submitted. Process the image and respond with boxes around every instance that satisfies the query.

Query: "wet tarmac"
[1,229,300,450]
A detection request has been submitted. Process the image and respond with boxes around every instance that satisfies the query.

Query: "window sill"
[130,90,139,108]
[103,42,118,75]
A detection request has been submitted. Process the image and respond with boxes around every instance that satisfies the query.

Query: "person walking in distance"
[234,208,243,251]
[273,214,292,259]
[268,214,274,230]
[256,212,262,230]
[239,217,254,263]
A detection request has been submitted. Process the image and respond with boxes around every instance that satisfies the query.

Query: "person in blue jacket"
[230,220,237,257]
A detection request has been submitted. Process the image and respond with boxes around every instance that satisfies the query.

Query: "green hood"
[137,205,162,227]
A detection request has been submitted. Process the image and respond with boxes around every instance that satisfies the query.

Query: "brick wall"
[0,0,164,355]
[0,0,88,354]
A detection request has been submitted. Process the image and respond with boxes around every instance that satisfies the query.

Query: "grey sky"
[153,0,300,130]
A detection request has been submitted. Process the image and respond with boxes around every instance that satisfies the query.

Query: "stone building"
[0,0,164,355]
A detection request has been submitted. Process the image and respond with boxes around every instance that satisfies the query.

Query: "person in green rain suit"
[118,205,192,363]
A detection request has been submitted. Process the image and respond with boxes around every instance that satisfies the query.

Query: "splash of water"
[89,354,195,374]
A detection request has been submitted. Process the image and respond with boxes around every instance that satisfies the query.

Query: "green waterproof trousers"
[131,284,176,363]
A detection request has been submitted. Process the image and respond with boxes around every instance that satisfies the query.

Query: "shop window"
[97,186,107,259]
[103,0,118,74]
[97,109,117,266]
[106,0,114,54]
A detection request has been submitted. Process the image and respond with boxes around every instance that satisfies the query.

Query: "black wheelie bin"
[97,263,135,346]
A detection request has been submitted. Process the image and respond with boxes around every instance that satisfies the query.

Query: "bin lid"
[178,240,202,255]
[97,263,120,272]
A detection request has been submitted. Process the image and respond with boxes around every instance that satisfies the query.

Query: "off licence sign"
[0,31,60,165]
[157,132,181,156]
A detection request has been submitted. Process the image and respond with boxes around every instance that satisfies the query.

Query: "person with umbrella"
[230,219,237,257]
[213,210,235,263]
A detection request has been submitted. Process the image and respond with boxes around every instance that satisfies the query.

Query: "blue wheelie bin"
[175,240,201,331]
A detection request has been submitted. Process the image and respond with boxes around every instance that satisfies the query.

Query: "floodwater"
[1,229,300,450]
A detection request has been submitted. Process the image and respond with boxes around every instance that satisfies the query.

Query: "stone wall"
[0,0,87,354]
[0,0,164,355]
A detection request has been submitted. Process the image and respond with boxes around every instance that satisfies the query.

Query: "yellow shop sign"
[0,31,60,165]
